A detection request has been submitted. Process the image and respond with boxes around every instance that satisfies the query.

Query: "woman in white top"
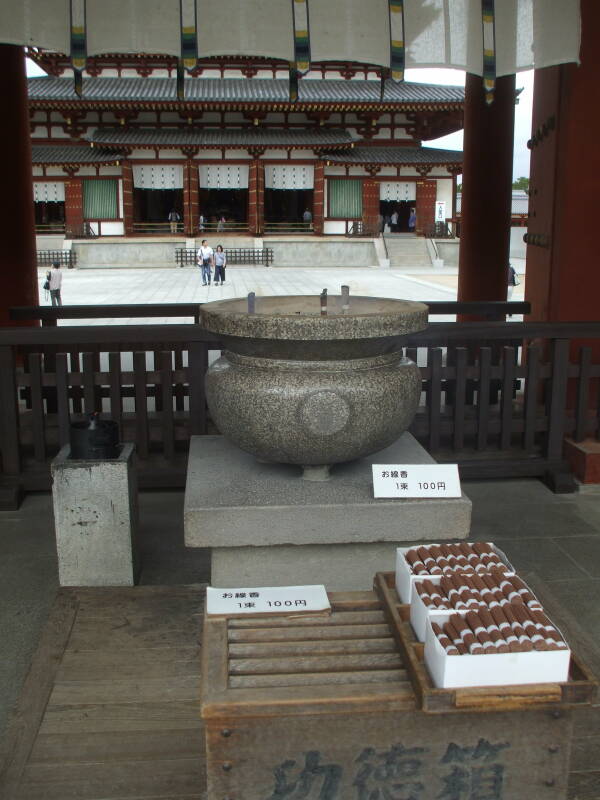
[197,240,214,286]
[48,261,63,306]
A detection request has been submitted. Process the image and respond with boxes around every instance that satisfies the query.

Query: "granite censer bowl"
[199,294,428,480]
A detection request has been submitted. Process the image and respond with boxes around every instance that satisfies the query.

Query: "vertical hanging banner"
[482,0,496,104]
[70,0,87,97]
[290,0,311,102]
[179,0,199,100]
[388,0,405,81]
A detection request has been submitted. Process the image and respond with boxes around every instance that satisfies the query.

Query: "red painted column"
[527,0,600,479]
[457,73,516,315]
[64,177,84,237]
[362,178,379,234]
[188,160,199,236]
[527,0,600,329]
[0,46,38,323]
[415,178,436,236]
[313,162,324,235]
[256,161,265,235]
[121,160,134,236]
[248,159,258,235]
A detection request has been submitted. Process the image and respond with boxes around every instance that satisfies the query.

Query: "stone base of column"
[564,438,600,484]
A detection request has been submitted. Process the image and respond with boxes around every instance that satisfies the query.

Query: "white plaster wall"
[158,150,185,159]
[510,227,527,259]
[130,149,152,159]
[262,149,288,159]
[78,167,98,176]
[324,167,346,175]
[435,179,453,214]
[99,166,122,176]
[378,167,398,176]
[224,150,250,160]
[349,167,367,176]
[50,127,70,139]
[324,221,345,234]
[290,150,315,160]
[101,222,124,235]
[32,167,44,176]
[46,167,68,176]
[31,127,47,138]
[195,150,221,160]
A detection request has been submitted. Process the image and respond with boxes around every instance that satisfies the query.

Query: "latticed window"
[83,179,118,219]
[328,179,362,219]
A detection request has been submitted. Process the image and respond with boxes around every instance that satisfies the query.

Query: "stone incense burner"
[199,292,428,480]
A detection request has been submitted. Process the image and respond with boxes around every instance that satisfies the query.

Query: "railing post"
[545,338,570,460]
[0,345,21,475]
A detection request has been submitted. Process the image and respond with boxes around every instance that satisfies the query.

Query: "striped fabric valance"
[328,179,362,219]
[83,179,118,219]
[1,1,580,80]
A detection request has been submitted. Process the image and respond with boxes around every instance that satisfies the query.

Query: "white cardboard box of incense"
[395,542,516,606]
[423,612,571,689]
[409,564,539,643]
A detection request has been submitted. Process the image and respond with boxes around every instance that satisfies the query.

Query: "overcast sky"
[27,60,532,180]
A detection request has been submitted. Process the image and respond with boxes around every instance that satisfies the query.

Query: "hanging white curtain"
[379,182,416,202]
[132,164,183,190]
[0,0,580,77]
[33,182,65,202]
[264,165,314,190]
[199,164,249,189]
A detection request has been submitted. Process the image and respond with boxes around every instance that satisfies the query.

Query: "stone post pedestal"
[51,443,139,586]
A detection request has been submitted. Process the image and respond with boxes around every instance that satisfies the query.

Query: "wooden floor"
[0,586,206,800]
[0,581,598,800]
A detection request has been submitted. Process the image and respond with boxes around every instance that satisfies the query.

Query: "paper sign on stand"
[206,584,331,617]
[372,464,461,498]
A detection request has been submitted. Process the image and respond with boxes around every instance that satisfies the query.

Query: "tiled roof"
[322,146,463,165]
[28,76,464,105]
[86,128,355,148]
[31,145,123,164]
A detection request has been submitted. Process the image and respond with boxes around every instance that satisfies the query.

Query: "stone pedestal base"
[51,443,139,586]
[184,434,471,590]
[564,437,600,484]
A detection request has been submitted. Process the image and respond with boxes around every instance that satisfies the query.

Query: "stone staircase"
[383,234,432,268]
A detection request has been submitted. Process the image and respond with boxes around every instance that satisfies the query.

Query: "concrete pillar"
[313,161,324,235]
[0,45,39,324]
[457,73,516,313]
[64,177,84,238]
[121,160,134,236]
[362,177,379,235]
[415,178,436,236]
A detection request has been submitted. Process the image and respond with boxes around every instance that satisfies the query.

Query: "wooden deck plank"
[17,757,205,800]
[227,622,390,643]
[0,589,79,800]
[29,730,203,766]
[38,700,201,736]
[48,675,200,706]
[56,646,200,682]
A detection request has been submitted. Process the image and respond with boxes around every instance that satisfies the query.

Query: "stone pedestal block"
[184,434,471,590]
[51,443,139,586]
[564,437,600,484]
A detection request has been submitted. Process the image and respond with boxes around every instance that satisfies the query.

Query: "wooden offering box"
[201,578,596,800]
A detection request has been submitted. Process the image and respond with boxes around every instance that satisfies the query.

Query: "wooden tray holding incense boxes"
[201,563,596,800]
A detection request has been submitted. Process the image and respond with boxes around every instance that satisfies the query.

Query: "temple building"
[27,51,464,239]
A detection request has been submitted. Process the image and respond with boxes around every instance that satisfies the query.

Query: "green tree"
[512,176,529,191]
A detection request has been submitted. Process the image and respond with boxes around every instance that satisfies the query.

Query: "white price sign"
[372,464,461,498]
[206,584,331,617]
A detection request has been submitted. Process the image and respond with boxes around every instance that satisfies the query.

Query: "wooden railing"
[175,248,274,267]
[198,222,249,233]
[36,250,77,269]
[132,222,183,235]
[1,312,597,499]
[35,223,66,235]
[264,222,313,234]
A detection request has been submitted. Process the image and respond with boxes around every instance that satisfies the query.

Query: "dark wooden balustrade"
[1,305,598,503]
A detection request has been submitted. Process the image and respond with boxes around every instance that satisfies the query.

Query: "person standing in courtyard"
[213,245,227,286]
[48,260,63,306]
[197,239,214,286]
[168,208,180,234]
[391,209,399,232]
[408,207,416,233]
